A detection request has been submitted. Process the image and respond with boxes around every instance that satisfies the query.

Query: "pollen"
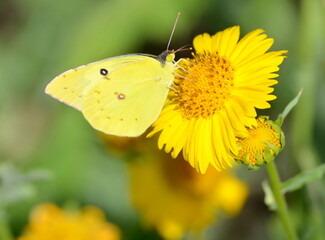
[236,117,283,167]
[174,51,235,119]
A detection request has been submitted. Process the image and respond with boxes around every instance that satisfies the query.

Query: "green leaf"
[275,89,303,126]
[262,180,277,211]
[0,163,51,208]
[281,163,325,194]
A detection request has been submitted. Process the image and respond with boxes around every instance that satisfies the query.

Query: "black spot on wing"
[100,68,108,76]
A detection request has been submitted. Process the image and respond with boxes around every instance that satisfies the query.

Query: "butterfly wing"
[82,58,174,137]
[45,55,149,110]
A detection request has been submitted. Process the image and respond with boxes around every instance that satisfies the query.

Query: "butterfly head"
[157,50,175,65]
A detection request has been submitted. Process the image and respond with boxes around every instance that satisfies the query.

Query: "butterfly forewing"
[45,55,149,110]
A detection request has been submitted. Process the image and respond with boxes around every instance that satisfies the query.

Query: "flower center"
[237,118,281,166]
[174,51,235,119]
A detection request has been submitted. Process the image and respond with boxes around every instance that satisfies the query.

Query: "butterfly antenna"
[166,12,181,51]
[174,44,192,53]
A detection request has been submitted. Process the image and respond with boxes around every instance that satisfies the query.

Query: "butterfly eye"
[100,68,108,76]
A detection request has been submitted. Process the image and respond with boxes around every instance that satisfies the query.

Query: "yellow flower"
[17,203,121,240]
[149,26,287,173]
[235,116,285,170]
[128,153,248,240]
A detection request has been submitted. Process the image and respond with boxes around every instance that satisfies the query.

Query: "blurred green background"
[0,0,324,239]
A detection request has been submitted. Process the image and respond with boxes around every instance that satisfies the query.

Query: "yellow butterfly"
[45,14,181,137]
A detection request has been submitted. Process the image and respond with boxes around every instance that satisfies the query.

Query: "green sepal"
[248,164,260,171]
[264,144,276,164]
[256,152,264,166]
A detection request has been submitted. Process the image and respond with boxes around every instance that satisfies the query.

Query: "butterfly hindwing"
[82,58,174,137]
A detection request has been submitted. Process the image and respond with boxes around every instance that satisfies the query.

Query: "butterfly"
[45,51,177,137]
[45,14,181,137]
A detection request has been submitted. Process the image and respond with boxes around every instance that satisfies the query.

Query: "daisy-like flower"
[235,116,285,170]
[149,26,287,173]
[17,203,121,240]
[128,153,248,240]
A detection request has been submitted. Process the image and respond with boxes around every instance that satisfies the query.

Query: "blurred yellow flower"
[235,116,285,170]
[128,153,248,240]
[99,131,148,156]
[149,26,287,173]
[17,203,120,240]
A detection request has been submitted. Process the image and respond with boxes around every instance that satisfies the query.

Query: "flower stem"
[266,161,298,240]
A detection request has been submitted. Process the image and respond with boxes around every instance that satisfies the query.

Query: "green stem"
[266,161,298,240]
